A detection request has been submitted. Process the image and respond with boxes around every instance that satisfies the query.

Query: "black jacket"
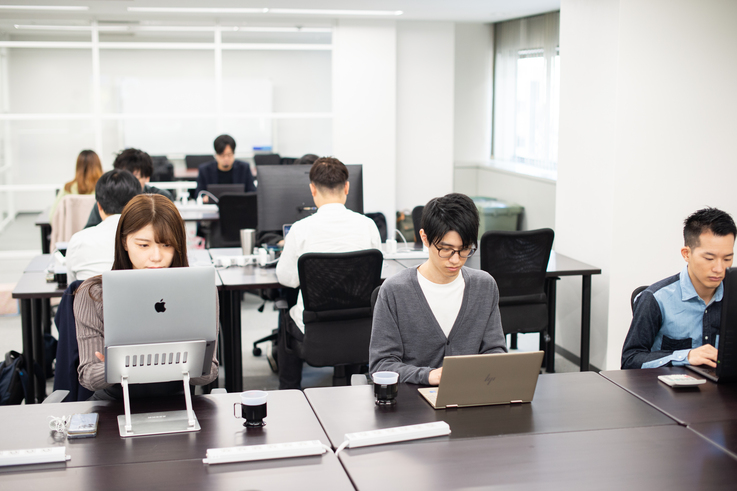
[195,160,256,197]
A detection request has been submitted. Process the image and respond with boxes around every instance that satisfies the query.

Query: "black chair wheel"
[252,347,262,357]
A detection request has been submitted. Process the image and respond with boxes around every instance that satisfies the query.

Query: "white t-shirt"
[416,268,466,338]
[275,203,382,332]
[65,214,121,282]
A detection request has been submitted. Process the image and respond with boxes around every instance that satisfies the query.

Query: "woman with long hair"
[74,194,218,400]
[50,149,103,219]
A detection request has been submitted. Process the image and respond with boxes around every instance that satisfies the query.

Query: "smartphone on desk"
[68,413,99,439]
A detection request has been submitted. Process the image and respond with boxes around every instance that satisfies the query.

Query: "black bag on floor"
[0,351,31,405]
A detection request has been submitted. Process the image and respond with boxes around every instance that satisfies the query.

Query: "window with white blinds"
[493,12,560,178]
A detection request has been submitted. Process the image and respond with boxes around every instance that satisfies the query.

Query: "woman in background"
[74,194,219,400]
[50,149,103,219]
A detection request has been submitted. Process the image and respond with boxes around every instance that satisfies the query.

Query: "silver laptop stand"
[106,340,207,438]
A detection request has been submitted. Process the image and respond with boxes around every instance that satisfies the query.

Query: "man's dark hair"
[684,207,737,248]
[309,157,349,193]
[421,193,479,250]
[95,169,142,216]
[295,153,319,165]
[214,134,236,155]
[113,148,153,179]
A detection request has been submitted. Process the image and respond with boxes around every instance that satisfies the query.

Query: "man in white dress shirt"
[275,157,382,389]
[66,170,141,282]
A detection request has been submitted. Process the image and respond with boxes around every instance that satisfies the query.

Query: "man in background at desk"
[85,148,173,228]
[275,157,382,389]
[66,169,141,282]
[369,193,507,385]
[195,134,256,202]
[622,207,736,369]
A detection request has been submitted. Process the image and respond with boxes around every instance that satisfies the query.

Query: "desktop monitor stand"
[106,341,206,438]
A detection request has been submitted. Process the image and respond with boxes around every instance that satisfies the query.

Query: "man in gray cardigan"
[369,193,507,385]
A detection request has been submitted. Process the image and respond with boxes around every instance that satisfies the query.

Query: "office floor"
[0,213,579,397]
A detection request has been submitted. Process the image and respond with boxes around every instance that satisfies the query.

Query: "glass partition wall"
[0,22,332,226]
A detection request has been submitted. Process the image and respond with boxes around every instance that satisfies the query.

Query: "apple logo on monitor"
[154,299,166,313]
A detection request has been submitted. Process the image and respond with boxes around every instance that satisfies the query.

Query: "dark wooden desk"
[689,420,737,458]
[397,251,602,372]
[305,372,675,448]
[0,391,352,490]
[212,247,410,393]
[338,425,737,491]
[0,391,329,467]
[600,368,737,425]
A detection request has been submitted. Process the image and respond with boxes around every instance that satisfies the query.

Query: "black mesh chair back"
[184,154,212,169]
[214,193,257,246]
[411,205,424,243]
[480,228,554,336]
[254,153,281,166]
[366,212,388,242]
[151,156,174,182]
[631,285,648,314]
[294,250,383,367]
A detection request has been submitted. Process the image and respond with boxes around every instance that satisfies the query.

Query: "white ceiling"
[0,1,561,25]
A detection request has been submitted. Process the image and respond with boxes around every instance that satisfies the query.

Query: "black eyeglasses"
[435,246,476,259]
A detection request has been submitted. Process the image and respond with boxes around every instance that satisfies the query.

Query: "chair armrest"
[275,298,289,310]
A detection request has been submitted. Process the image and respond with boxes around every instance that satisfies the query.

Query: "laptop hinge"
[446,404,459,408]
[510,400,523,404]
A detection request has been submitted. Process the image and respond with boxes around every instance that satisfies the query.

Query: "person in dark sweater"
[369,193,507,385]
[622,208,736,369]
[84,148,173,228]
[194,134,256,201]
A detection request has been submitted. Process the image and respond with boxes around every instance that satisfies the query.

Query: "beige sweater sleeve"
[74,278,220,392]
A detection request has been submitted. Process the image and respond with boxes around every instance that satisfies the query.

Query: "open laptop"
[686,268,737,383]
[207,184,245,199]
[102,267,218,378]
[418,351,544,409]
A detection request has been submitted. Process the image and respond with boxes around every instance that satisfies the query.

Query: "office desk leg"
[42,299,52,336]
[545,277,559,373]
[580,275,592,371]
[40,225,51,255]
[31,298,46,403]
[20,299,37,404]
[219,291,243,394]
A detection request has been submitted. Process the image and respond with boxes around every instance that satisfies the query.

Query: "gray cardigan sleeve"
[369,285,434,385]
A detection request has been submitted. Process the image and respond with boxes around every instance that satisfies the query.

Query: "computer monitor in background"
[687,267,737,383]
[256,164,364,236]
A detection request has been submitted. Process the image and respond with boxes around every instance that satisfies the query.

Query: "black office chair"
[53,280,94,402]
[366,212,388,242]
[280,157,297,166]
[151,156,174,182]
[278,250,383,386]
[411,205,424,243]
[184,154,212,169]
[254,153,281,166]
[208,193,257,248]
[631,285,648,314]
[480,228,554,362]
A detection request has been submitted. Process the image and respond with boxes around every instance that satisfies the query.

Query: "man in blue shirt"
[194,134,256,200]
[622,208,736,369]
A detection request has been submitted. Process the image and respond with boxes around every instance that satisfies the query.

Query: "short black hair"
[309,157,349,193]
[95,169,142,215]
[684,207,737,248]
[113,148,153,179]
[421,193,479,250]
[214,134,236,155]
[295,153,319,165]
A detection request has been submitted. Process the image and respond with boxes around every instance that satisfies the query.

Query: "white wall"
[332,20,397,229]
[557,0,737,369]
[395,21,455,212]
[453,23,493,163]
